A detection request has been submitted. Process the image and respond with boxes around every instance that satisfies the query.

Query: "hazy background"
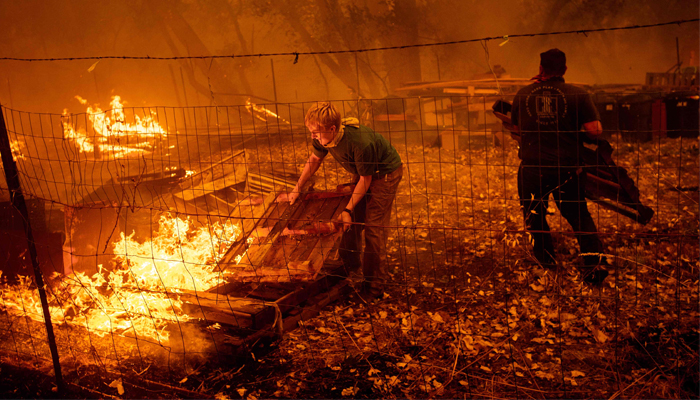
[0,0,697,113]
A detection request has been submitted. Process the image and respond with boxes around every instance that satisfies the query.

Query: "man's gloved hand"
[502,121,517,132]
[337,209,352,232]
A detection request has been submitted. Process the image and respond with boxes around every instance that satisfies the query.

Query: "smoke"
[0,0,696,111]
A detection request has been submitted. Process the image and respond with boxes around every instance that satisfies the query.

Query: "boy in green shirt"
[285,102,403,298]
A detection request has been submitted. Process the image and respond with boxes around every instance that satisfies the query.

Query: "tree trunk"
[148,0,252,104]
[381,0,422,91]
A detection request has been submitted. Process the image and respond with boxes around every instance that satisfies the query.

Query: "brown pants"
[339,165,403,285]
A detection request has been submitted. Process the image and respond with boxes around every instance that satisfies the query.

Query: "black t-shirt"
[312,124,402,177]
[511,78,600,167]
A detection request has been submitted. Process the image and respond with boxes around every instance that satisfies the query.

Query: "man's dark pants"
[339,165,403,287]
[517,164,603,267]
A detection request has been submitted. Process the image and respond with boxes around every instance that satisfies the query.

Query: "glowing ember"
[9,139,25,161]
[0,214,243,343]
[62,95,167,158]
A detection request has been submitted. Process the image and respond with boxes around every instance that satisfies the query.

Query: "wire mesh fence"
[0,92,698,398]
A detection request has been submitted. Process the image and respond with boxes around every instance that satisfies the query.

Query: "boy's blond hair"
[305,102,341,130]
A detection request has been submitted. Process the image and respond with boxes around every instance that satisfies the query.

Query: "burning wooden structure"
[0,94,354,360]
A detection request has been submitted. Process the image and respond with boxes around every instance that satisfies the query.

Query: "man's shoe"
[359,281,383,302]
[581,268,609,286]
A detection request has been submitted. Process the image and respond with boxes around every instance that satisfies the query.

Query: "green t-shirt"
[312,124,402,177]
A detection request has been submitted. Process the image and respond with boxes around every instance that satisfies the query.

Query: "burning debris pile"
[0,214,242,344]
[61,95,167,159]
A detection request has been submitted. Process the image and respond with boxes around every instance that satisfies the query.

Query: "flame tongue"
[62,95,167,158]
[115,215,240,293]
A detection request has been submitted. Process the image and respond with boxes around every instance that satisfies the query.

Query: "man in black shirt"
[286,102,403,298]
[511,49,608,285]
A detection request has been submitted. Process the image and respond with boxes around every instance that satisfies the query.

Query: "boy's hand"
[288,190,300,204]
[276,190,300,204]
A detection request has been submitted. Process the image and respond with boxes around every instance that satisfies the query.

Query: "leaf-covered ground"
[215,132,698,399]
[1,132,697,399]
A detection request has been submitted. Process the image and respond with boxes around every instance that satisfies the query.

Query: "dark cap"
[540,48,566,75]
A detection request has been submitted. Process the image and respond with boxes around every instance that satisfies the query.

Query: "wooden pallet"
[170,185,356,355]
[62,177,355,355]
[218,184,354,282]
[172,260,352,356]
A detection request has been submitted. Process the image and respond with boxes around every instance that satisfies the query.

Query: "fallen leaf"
[530,283,544,292]
[565,376,579,386]
[341,387,358,397]
[430,312,444,323]
[215,392,231,400]
[108,379,125,396]
[593,329,608,343]
[560,313,576,322]
[535,371,555,380]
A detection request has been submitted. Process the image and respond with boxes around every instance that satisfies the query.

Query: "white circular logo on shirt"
[524,85,568,126]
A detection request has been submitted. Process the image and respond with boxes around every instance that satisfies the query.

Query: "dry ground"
[1,131,698,399]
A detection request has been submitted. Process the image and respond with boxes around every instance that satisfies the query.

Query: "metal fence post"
[0,105,64,392]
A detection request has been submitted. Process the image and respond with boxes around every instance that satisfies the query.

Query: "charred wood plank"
[177,289,277,330]
[274,260,347,314]
[123,286,276,330]
[282,279,351,332]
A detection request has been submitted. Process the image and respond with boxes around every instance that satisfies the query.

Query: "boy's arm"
[282,153,324,204]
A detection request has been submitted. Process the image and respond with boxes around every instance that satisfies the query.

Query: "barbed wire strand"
[0,18,697,62]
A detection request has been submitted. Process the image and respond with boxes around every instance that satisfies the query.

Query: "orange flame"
[62,95,167,158]
[0,214,242,343]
